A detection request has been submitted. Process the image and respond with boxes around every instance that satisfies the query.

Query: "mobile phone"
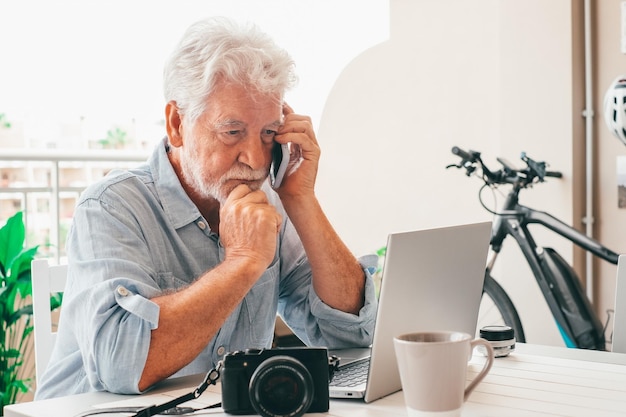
[270,142,290,189]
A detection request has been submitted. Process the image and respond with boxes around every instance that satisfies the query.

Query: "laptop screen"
[329,221,492,402]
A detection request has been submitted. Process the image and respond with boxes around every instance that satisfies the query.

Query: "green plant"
[373,246,386,297]
[98,126,129,149]
[0,114,11,129]
[0,212,49,413]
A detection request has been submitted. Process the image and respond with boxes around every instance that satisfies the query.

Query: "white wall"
[317,0,578,346]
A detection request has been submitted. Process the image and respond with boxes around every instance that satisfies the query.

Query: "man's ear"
[165,101,183,147]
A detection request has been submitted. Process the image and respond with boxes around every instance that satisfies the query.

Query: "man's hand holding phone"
[271,104,320,195]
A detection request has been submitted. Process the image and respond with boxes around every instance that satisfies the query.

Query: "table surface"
[5,343,626,417]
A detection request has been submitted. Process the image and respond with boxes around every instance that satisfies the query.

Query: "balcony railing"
[0,149,150,262]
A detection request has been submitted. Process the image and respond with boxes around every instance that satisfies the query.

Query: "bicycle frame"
[488,187,619,349]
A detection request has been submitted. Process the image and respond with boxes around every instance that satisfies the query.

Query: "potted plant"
[0,212,59,413]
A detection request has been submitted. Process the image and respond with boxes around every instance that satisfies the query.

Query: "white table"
[5,343,626,417]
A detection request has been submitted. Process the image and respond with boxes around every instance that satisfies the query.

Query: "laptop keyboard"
[329,358,370,387]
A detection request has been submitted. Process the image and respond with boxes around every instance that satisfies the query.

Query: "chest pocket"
[155,271,190,291]
[242,260,281,346]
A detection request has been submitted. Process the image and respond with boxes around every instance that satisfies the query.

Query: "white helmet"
[604,75,626,146]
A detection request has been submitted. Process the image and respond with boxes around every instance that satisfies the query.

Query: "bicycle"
[447,146,620,350]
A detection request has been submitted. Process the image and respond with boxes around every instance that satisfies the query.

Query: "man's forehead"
[204,88,283,126]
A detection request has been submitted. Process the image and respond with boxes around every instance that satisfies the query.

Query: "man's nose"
[237,137,268,170]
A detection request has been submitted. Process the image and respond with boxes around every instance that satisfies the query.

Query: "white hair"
[163,17,298,125]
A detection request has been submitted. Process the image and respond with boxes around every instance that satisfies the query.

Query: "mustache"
[220,165,268,183]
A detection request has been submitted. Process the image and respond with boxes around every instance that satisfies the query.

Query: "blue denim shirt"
[35,138,377,400]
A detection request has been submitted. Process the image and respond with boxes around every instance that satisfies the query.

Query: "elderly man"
[35,17,377,399]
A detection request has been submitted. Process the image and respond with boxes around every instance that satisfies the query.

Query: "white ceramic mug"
[393,331,494,417]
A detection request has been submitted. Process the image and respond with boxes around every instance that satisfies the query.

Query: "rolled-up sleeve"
[307,265,378,348]
[278,247,378,349]
[114,285,160,328]
[72,280,161,394]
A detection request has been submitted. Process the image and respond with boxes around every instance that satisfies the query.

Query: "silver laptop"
[329,221,492,402]
[612,254,626,353]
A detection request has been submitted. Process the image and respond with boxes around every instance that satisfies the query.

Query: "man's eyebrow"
[212,119,245,129]
[210,119,282,129]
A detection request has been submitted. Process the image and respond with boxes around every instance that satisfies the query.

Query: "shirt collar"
[150,137,203,229]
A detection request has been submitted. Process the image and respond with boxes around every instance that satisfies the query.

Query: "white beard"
[180,146,269,204]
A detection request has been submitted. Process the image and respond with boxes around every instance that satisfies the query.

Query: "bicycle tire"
[479,272,526,343]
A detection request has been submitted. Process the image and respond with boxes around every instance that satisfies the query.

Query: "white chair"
[31,259,67,388]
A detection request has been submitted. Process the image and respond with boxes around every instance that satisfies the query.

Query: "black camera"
[221,347,336,417]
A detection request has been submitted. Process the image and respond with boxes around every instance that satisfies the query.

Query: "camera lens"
[248,355,314,417]
[479,325,515,357]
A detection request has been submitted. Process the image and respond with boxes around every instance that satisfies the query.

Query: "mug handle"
[464,338,494,401]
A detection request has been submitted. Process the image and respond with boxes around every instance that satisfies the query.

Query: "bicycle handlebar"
[448,146,562,187]
[451,146,479,162]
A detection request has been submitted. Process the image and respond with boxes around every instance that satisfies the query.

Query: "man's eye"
[219,130,244,145]
[261,130,277,143]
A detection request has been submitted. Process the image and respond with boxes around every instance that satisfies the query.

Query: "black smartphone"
[270,142,290,189]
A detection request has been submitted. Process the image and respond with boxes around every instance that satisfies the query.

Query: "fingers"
[282,102,311,126]
[283,103,294,116]
[279,103,316,143]
[275,104,320,190]
[225,184,282,230]
[227,183,265,203]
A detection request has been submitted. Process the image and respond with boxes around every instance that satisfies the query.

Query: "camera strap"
[130,365,222,417]
[74,364,223,417]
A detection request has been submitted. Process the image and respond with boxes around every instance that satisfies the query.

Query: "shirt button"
[198,221,207,230]
[217,346,226,356]
[117,286,130,297]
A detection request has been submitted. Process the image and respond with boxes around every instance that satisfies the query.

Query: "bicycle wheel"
[479,272,526,343]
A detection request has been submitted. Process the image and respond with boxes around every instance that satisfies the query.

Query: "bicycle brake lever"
[520,152,547,181]
[445,162,475,177]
